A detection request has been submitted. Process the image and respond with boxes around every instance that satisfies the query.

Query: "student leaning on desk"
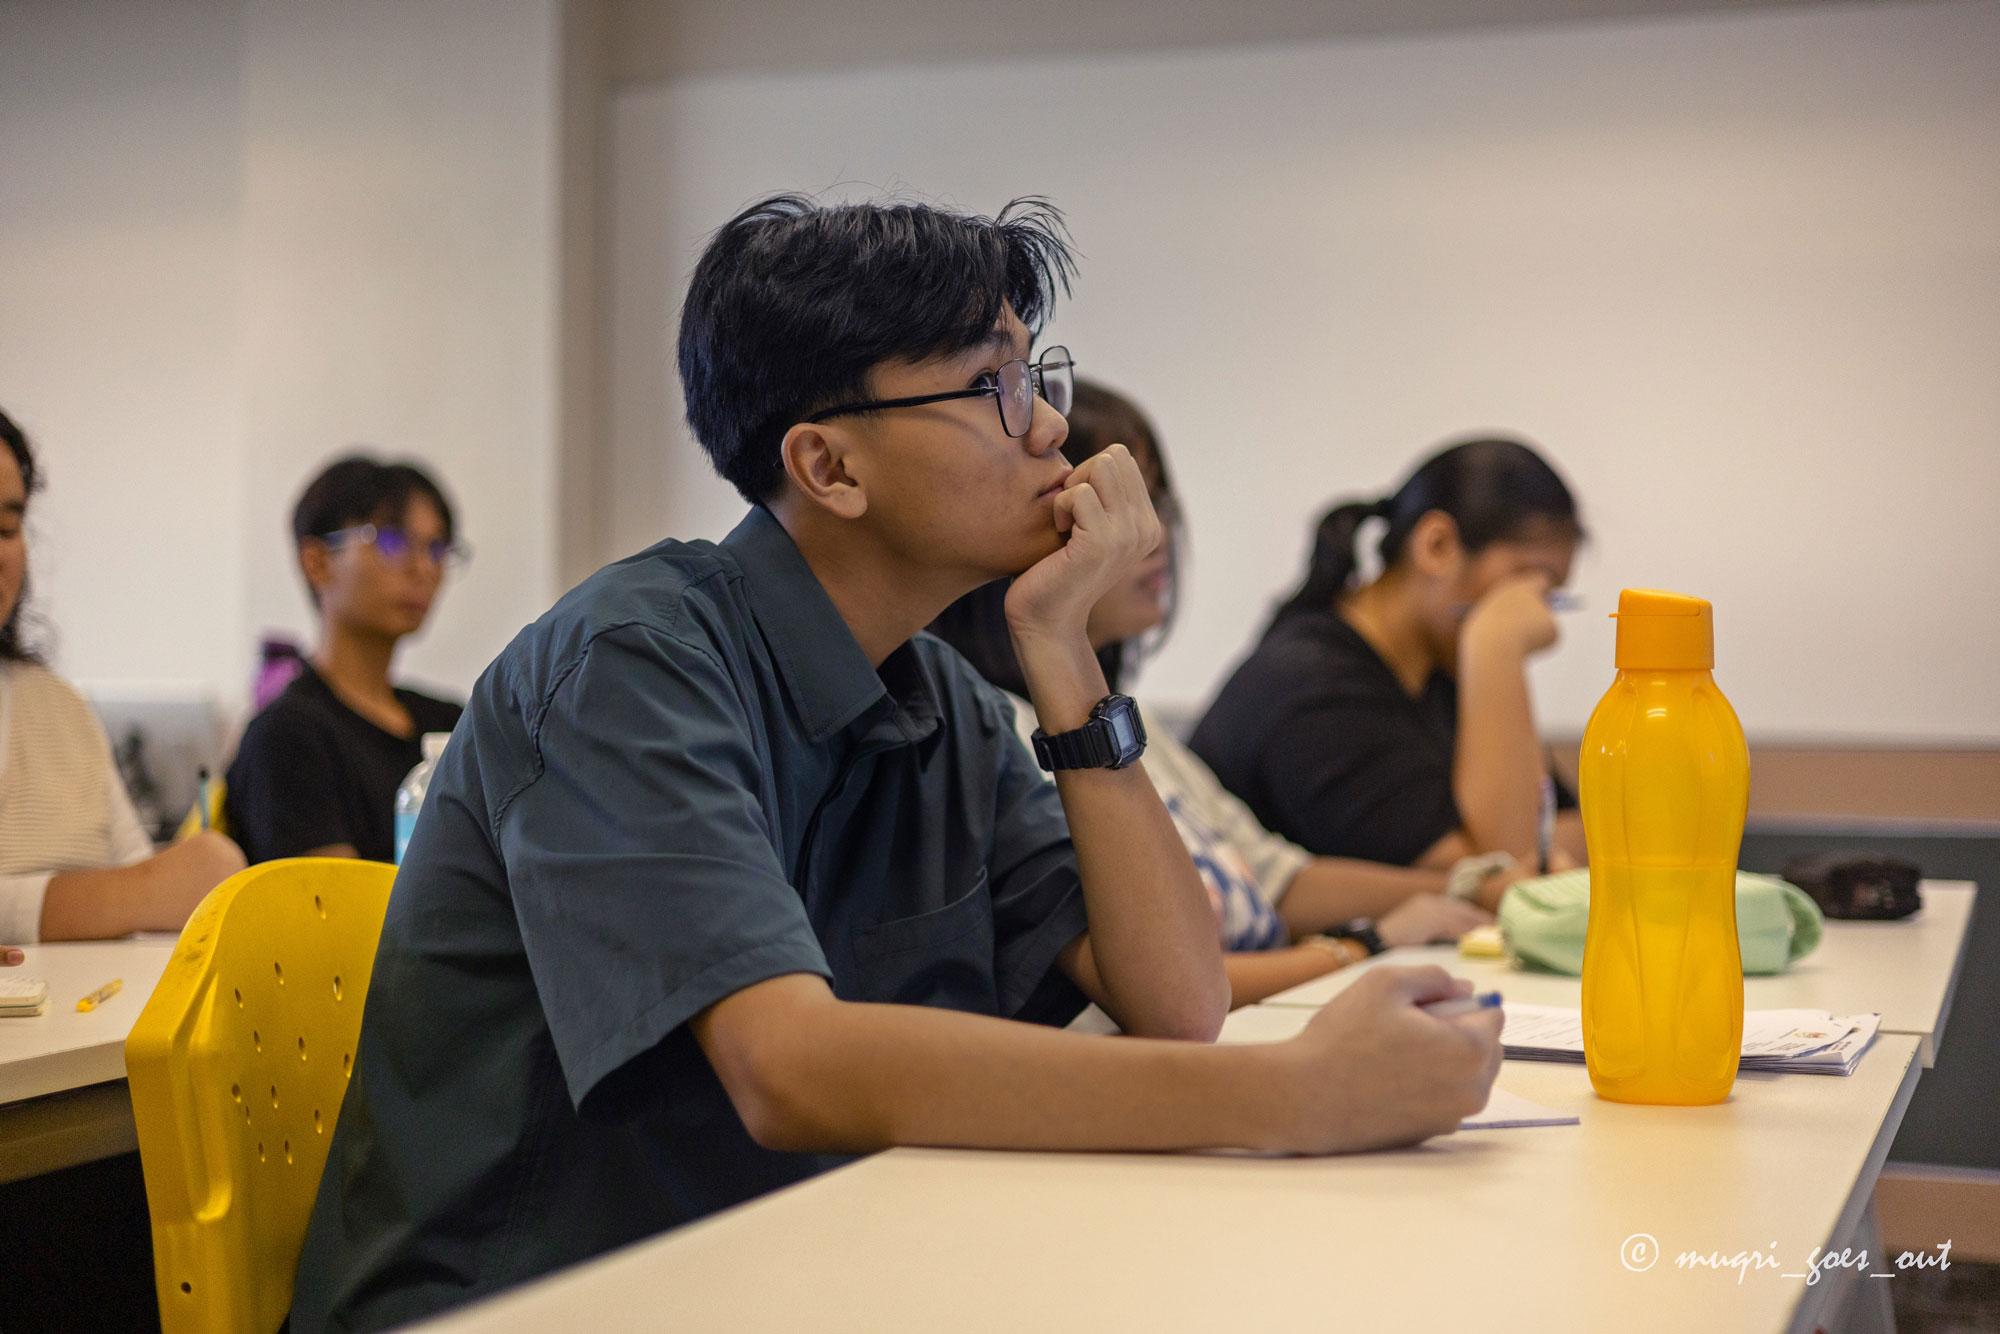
[289,195,1504,1333]
[929,378,1493,1007]
[0,408,245,946]
[1192,436,1589,886]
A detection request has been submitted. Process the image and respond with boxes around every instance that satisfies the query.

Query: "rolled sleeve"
[499,625,831,1111]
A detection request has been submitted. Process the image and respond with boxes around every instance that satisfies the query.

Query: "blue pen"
[1422,991,1503,1019]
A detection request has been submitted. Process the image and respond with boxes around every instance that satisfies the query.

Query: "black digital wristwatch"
[1030,694,1148,772]
[1325,917,1387,956]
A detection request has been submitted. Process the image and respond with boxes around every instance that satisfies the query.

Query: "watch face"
[1096,696,1145,766]
[1107,709,1138,753]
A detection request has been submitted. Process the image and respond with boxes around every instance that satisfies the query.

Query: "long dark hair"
[929,379,1182,697]
[1271,435,1582,629]
[1,407,43,664]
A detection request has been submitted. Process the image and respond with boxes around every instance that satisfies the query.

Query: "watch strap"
[1030,694,1146,772]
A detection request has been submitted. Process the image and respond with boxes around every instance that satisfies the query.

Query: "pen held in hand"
[1421,990,1503,1020]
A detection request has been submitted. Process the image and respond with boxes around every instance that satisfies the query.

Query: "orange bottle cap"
[1611,588,1713,670]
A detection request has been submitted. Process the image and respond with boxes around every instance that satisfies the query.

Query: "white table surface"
[414,1030,1924,1334]
[0,939,177,1104]
[1265,881,1977,1066]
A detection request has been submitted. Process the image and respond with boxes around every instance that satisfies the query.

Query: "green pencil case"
[1497,868,1825,976]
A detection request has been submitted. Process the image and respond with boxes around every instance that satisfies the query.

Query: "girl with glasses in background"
[225,455,468,864]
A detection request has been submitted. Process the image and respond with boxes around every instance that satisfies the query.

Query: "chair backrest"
[127,857,397,1334]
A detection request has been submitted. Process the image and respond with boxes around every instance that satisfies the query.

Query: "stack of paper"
[0,976,49,1018]
[1500,1004,1881,1077]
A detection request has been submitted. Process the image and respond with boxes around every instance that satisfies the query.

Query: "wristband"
[1446,851,1517,903]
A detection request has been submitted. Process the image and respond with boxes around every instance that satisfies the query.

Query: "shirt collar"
[723,505,937,745]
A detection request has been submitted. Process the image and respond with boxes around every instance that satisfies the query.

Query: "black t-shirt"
[224,665,462,864]
[1190,608,1572,867]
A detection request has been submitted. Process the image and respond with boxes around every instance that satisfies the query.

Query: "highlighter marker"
[77,978,124,1012]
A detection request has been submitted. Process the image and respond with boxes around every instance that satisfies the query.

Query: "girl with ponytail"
[1191,436,1585,879]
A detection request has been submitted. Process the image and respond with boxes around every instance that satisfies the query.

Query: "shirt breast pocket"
[848,870,998,1014]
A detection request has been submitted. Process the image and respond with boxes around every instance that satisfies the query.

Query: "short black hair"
[677,193,1077,504]
[1,406,44,664]
[292,455,456,547]
[292,454,457,607]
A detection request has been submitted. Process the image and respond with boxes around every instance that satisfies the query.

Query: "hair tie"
[1369,497,1394,520]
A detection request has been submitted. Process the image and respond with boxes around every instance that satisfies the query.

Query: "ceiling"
[606,0,1912,82]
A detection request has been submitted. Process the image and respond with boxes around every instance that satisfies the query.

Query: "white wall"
[607,0,2000,743]
[0,0,566,707]
[0,0,250,693]
[236,0,563,698]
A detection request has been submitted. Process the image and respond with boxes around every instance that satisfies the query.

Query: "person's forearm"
[1011,628,1228,1041]
[1224,945,1353,1007]
[1276,860,1450,937]
[39,865,154,941]
[700,977,1287,1155]
[1452,631,1544,862]
[40,832,243,941]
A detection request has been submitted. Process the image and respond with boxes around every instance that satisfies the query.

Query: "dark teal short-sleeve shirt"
[290,507,1090,1333]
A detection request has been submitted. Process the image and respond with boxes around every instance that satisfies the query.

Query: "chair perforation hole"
[333,975,343,1000]
[179,1282,191,1295]
[343,1052,352,1078]
[252,1029,260,1051]
[313,894,325,918]
[230,1083,240,1102]
[257,1142,265,1162]
[284,1140,293,1164]
[314,1108,323,1134]
[274,961,284,984]
[270,1085,278,1108]
[232,987,242,1006]
[298,1035,307,1061]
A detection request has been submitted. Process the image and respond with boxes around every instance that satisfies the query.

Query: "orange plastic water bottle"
[1579,589,1750,1105]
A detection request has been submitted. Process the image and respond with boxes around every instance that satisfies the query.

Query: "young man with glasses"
[225,456,469,864]
[291,195,1502,1332]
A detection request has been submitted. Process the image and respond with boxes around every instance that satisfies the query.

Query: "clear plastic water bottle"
[394,732,453,864]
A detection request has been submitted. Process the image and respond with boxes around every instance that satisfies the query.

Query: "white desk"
[1265,881,1977,1066]
[414,1031,1924,1334]
[0,939,177,1182]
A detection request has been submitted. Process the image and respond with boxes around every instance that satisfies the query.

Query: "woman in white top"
[0,408,244,943]
[929,382,1502,1006]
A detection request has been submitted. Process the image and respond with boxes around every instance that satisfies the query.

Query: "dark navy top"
[1192,608,1575,867]
[291,507,1090,1332]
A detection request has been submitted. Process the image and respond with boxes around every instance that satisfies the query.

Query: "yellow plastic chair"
[127,857,397,1334]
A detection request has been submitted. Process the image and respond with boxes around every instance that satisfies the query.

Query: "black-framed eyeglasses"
[320,523,471,572]
[805,347,1074,440]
